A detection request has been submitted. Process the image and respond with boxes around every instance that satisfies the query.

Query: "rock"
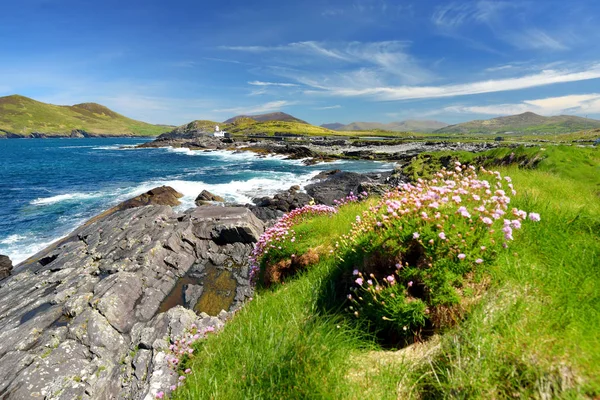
[195,189,225,206]
[305,170,377,205]
[0,189,263,398]
[0,254,12,280]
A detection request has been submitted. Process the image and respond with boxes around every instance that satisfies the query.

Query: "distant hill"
[435,112,600,134]
[224,112,307,124]
[324,120,449,133]
[320,122,345,130]
[0,95,171,137]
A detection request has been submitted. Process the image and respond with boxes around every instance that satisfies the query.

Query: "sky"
[1,0,600,126]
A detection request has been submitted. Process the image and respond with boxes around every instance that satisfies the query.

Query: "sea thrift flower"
[413,232,420,239]
[156,392,164,399]
[352,269,359,275]
[475,258,483,264]
[458,253,466,260]
[528,212,541,222]
[439,232,446,240]
[355,277,364,285]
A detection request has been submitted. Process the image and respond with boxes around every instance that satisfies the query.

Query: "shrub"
[338,162,540,342]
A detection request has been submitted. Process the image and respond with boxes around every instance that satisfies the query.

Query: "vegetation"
[223,118,337,136]
[0,95,171,137]
[157,144,599,399]
[331,120,449,133]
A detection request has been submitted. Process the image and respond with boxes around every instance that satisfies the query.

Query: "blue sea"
[0,138,394,264]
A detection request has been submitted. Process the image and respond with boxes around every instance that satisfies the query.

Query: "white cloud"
[432,1,510,29]
[444,93,600,116]
[504,29,569,51]
[213,100,297,115]
[224,41,433,85]
[302,64,600,101]
[313,105,341,110]
[248,81,299,87]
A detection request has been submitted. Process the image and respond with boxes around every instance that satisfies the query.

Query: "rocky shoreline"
[137,128,503,165]
[0,163,408,399]
[0,128,516,399]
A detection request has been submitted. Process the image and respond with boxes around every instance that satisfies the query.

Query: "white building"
[213,125,226,137]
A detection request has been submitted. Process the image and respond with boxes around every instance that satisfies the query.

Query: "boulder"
[305,170,376,205]
[195,189,225,206]
[0,255,12,280]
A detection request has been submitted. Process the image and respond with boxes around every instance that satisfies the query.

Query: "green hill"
[223,118,335,136]
[223,112,307,124]
[0,95,171,137]
[436,112,600,134]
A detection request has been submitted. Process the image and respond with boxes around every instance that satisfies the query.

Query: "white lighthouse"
[213,125,225,137]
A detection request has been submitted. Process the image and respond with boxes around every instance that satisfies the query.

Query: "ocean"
[0,138,395,264]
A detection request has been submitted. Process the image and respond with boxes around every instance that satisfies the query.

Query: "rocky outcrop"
[0,255,12,280]
[0,193,264,399]
[304,170,400,205]
[195,190,225,206]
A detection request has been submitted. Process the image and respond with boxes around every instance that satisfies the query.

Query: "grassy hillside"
[0,94,170,137]
[223,118,337,136]
[223,111,307,124]
[165,145,599,399]
[437,112,600,134]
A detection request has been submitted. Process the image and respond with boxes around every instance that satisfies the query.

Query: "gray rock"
[0,187,264,399]
[0,254,12,280]
[195,189,225,206]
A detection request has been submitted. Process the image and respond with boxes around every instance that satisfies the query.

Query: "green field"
[167,145,599,399]
[0,95,170,137]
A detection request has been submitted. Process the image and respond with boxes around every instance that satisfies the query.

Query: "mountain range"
[435,112,600,134]
[322,120,449,133]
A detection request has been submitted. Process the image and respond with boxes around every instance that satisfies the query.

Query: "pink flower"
[407,281,414,287]
[413,232,420,239]
[386,275,395,283]
[458,253,466,260]
[185,368,192,374]
[367,279,373,285]
[170,385,177,391]
[475,258,483,264]
[355,277,364,286]
[439,232,446,240]
[482,217,493,225]
[156,392,164,399]
[179,375,186,381]
[528,212,541,222]
[352,269,359,275]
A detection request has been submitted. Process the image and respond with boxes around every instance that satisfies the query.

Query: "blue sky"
[1,0,600,125]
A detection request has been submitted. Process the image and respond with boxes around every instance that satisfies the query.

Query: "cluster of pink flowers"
[333,191,369,206]
[155,324,216,399]
[342,162,539,254]
[249,204,338,282]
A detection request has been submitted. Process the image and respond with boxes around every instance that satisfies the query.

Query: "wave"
[0,234,26,245]
[92,145,141,150]
[0,235,64,265]
[30,192,102,206]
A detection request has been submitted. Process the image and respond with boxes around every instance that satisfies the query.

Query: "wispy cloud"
[225,41,433,85]
[213,100,297,115]
[302,64,600,101]
[313,105,341,110]
[504,29,569,51]
[444,93,600,116]
[432,1,510,29]
[248,80,299,87]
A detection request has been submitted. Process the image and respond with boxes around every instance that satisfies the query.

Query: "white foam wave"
[1,236,64,265]
[92,145,141,150]
[31,192,102,206]
[0,234,26,245]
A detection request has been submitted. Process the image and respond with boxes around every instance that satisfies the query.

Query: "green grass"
[172,145,599,399]
[0,94,170,137]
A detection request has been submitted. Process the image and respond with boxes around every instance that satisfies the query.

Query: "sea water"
[0,138,394,264]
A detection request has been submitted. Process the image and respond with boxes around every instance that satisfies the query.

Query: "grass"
[0,94,170,137]
[170,145,599,399]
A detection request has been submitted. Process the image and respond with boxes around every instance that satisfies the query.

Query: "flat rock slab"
[0,191,264,399]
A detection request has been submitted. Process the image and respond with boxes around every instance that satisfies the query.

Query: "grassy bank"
[172,145,599,399]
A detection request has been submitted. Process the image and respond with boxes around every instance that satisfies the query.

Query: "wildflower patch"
[339,162,540,343]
